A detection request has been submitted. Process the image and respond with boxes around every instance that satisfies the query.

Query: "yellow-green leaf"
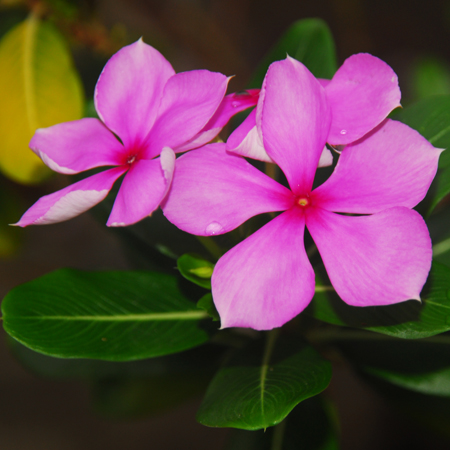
[0,13,84,184]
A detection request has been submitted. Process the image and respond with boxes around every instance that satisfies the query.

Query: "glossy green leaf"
[0,13,84,184]
[397,95,450,213]
[177,253,214,289]
[249,18,337,89]
[225,396,339,450]
[308,262,450,339]
[2,269,209,361]
[365,365,450,397]
[196,332,332,430]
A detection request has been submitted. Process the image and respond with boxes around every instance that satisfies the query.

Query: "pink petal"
[258,57,331,194]
[319,78,331,88]
[203,88,260,131]
[227,110,333,167]
[173,127,221,154]
[227,109,273,162]
[162,143,294,236]
[325,53,401,145]
[14,167,127,226]
[212,208,315,330]
[107,148,175,227]
[144,70,229,158]
[312,120,443,214]
[306,206,432,306]
[30,119,125,174]
[94,39,175,149]
[174,90,260,153]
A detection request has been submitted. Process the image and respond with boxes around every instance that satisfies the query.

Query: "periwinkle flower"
[163,57,442,330]
[15,39,254,227]
[227,53,401,165]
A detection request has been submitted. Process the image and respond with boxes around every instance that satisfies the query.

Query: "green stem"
[265,162,278,180]
[196,236,223,260]
[271,419,287,450]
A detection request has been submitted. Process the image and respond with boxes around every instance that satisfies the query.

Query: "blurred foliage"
[0,10,83,183]
[411,56,450,100]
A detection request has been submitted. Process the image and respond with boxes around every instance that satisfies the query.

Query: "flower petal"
[228,110,334,168]
[145,70,229,157]
[94,39,175,148]
[204,88,260,131]
[306,206,432,306]
[259,57,331,194]
[227,109,273,162]
[30,119,125,174]
[212,208,315,330]
[325,53,401,145]
[13,167,127,226]
[107,148,175,227]
[312,120,443,214]
[162,143,294,235]
[175,90,260,153]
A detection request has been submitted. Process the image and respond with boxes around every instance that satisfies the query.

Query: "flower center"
[126,154,137,165]
[296,196,310,208]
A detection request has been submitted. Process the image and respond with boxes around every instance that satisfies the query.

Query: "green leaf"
[411,57,450,100]
[2,269,210,361]
[365,365,450,397]
[225,396,339,450]
[197,293,220,322]
[333,331,450,397]
[308,262,450,339]
[177,253,214,289]
[397,95,450,213]
[0,13,84,184]
[249,18,337,89]
[196,332,332,430]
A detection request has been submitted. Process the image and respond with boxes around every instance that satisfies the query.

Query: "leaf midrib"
[260,329,279,422]
[8,310,208,321]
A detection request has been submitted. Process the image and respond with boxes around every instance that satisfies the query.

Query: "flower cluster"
[16,39,443,330]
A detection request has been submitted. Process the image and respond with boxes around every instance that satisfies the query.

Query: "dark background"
[1,0,450,448]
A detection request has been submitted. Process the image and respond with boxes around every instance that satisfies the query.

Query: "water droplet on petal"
[231,101,239,108]
[340,129,347,135]
[205,221,224,236]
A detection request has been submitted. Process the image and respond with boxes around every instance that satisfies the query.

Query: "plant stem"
[271,419,287,450]
[196,236,223,260]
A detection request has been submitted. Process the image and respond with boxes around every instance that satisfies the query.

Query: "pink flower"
[227,53,401,165]
[15,39,253,227]
[163,57,442,330]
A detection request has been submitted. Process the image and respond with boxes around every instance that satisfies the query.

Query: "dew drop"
[340,129,347,135]
[205,221,224,236]
[231,101,239,108]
